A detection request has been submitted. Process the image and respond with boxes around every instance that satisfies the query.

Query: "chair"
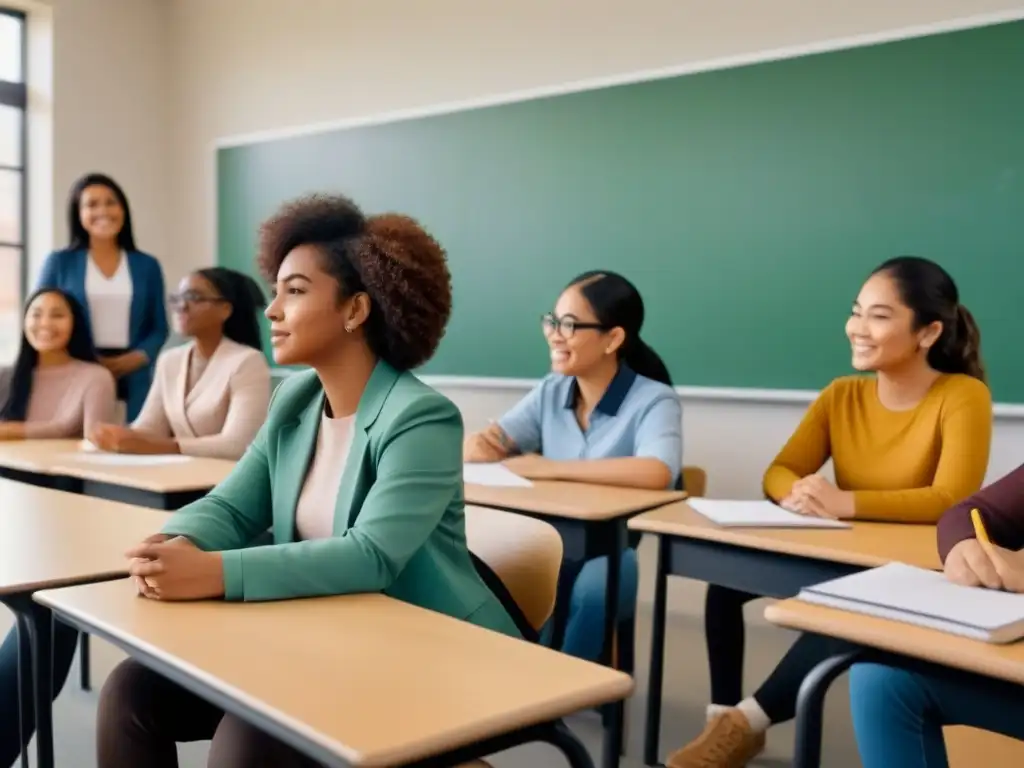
[465,504,564,636]
[462,505,566,768]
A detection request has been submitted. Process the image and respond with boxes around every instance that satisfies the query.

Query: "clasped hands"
[128,534,225,601]
[779,475,855,520]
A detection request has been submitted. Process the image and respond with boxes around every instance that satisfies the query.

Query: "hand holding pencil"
[945,509,1024,593]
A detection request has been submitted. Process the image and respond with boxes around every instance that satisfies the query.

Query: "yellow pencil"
[971,508,995,555]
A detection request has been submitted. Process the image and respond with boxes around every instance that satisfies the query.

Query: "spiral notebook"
[797,562,1024,644]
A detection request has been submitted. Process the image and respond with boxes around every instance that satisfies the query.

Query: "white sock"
[736,697,771,733]
[705,703,730,723]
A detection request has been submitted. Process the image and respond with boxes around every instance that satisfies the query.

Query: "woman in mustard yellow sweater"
[669,256,993,768]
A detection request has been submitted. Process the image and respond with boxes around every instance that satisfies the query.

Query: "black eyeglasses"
[168,291,227,309]
[541,313,607,339]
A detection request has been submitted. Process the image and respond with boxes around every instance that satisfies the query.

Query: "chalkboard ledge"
[268,369,1024,417]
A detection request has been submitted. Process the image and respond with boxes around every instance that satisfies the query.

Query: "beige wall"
[11,0,169,277]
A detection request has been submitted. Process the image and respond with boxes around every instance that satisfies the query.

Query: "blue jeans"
[0,615,79,768]
[850,662,1024,768]
[546,549,639,662]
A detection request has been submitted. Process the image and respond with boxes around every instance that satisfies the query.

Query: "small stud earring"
[345,325,354,333]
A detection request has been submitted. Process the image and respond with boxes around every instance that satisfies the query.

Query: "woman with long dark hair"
[36,172,169,422]
[670,256,992,768]
[89,267,271,460]
[0,287,116,439]
[0,288,117,766]
[464,270,683,661]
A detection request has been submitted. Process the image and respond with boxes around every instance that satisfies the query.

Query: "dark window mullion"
[0,80,26,109]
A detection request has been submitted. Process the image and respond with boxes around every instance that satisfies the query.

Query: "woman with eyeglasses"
[36,173,169,421]
[88,267,271,460]
[464,270,682,661]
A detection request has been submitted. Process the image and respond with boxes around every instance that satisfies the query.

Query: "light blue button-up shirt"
[497,365,683,489]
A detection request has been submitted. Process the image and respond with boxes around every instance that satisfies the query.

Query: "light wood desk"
[37,581,634,768]
[0,439,235,509]
[766,599,1024,768]
[0,440,234,693]
[466,480,684,766]
[628,500,940,766]
[0,480,169,768]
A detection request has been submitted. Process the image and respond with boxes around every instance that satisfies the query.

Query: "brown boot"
[666,709,766,768]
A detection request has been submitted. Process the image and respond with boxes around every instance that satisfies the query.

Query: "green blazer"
[161,361,520,638]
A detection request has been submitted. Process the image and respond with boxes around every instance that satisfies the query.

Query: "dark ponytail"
[568,270,673,387]
[872,256,986,383]
[936,304,986,383]
[196,267,267,352]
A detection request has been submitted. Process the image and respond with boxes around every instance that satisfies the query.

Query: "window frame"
[0,5,28,304]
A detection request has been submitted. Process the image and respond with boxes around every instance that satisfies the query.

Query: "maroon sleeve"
[937,462,1024,561]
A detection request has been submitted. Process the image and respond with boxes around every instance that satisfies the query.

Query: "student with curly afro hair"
[96,194,521,767]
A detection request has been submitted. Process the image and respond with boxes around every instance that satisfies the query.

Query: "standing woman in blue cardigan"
[36,173,168,421]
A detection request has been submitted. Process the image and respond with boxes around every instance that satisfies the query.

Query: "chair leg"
[617,617,636,675]
[78,633,91,691]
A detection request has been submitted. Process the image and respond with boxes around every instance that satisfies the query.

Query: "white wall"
[10,0,169,277]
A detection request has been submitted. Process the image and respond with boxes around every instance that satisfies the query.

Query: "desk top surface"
[0,479,168,595]
[465,481,685,521]
[0,439,235,493]
[37,581,633,766]
[629,501,941,571]
[766,599,1024,686]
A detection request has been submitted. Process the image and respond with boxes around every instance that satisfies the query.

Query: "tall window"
[0,7,25,362]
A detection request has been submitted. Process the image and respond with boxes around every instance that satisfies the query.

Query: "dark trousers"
[705,585,852,724]
[97,659,321,767]
[0,616,79,768]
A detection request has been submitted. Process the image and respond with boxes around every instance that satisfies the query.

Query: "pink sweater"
[0,360,117,438]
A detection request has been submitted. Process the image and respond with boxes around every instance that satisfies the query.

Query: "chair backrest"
[682,465,708,497]
[465,505,563,636]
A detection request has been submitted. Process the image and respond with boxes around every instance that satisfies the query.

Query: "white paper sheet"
[688,498,850,529]
[56,452,193,467]
[463,463,533,488]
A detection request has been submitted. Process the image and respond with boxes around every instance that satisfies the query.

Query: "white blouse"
[85,254,132,349]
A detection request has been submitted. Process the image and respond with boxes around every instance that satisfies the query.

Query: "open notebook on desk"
[689,498,851,529]
[798,562,1024,644]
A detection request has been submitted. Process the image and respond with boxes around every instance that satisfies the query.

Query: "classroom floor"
[1,588,863,768]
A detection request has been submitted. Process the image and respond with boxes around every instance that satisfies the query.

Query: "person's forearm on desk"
[515,455,673,490]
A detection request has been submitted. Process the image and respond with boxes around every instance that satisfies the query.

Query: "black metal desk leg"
[642,535,668,766]
[599,521,625,767]
[15,611,32,768]
[27,603,55,768]
[79,632,91,690]
[544,720,597,768]
[792,651,860,768]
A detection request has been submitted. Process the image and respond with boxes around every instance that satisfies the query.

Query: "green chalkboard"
[218,21,1024,402]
